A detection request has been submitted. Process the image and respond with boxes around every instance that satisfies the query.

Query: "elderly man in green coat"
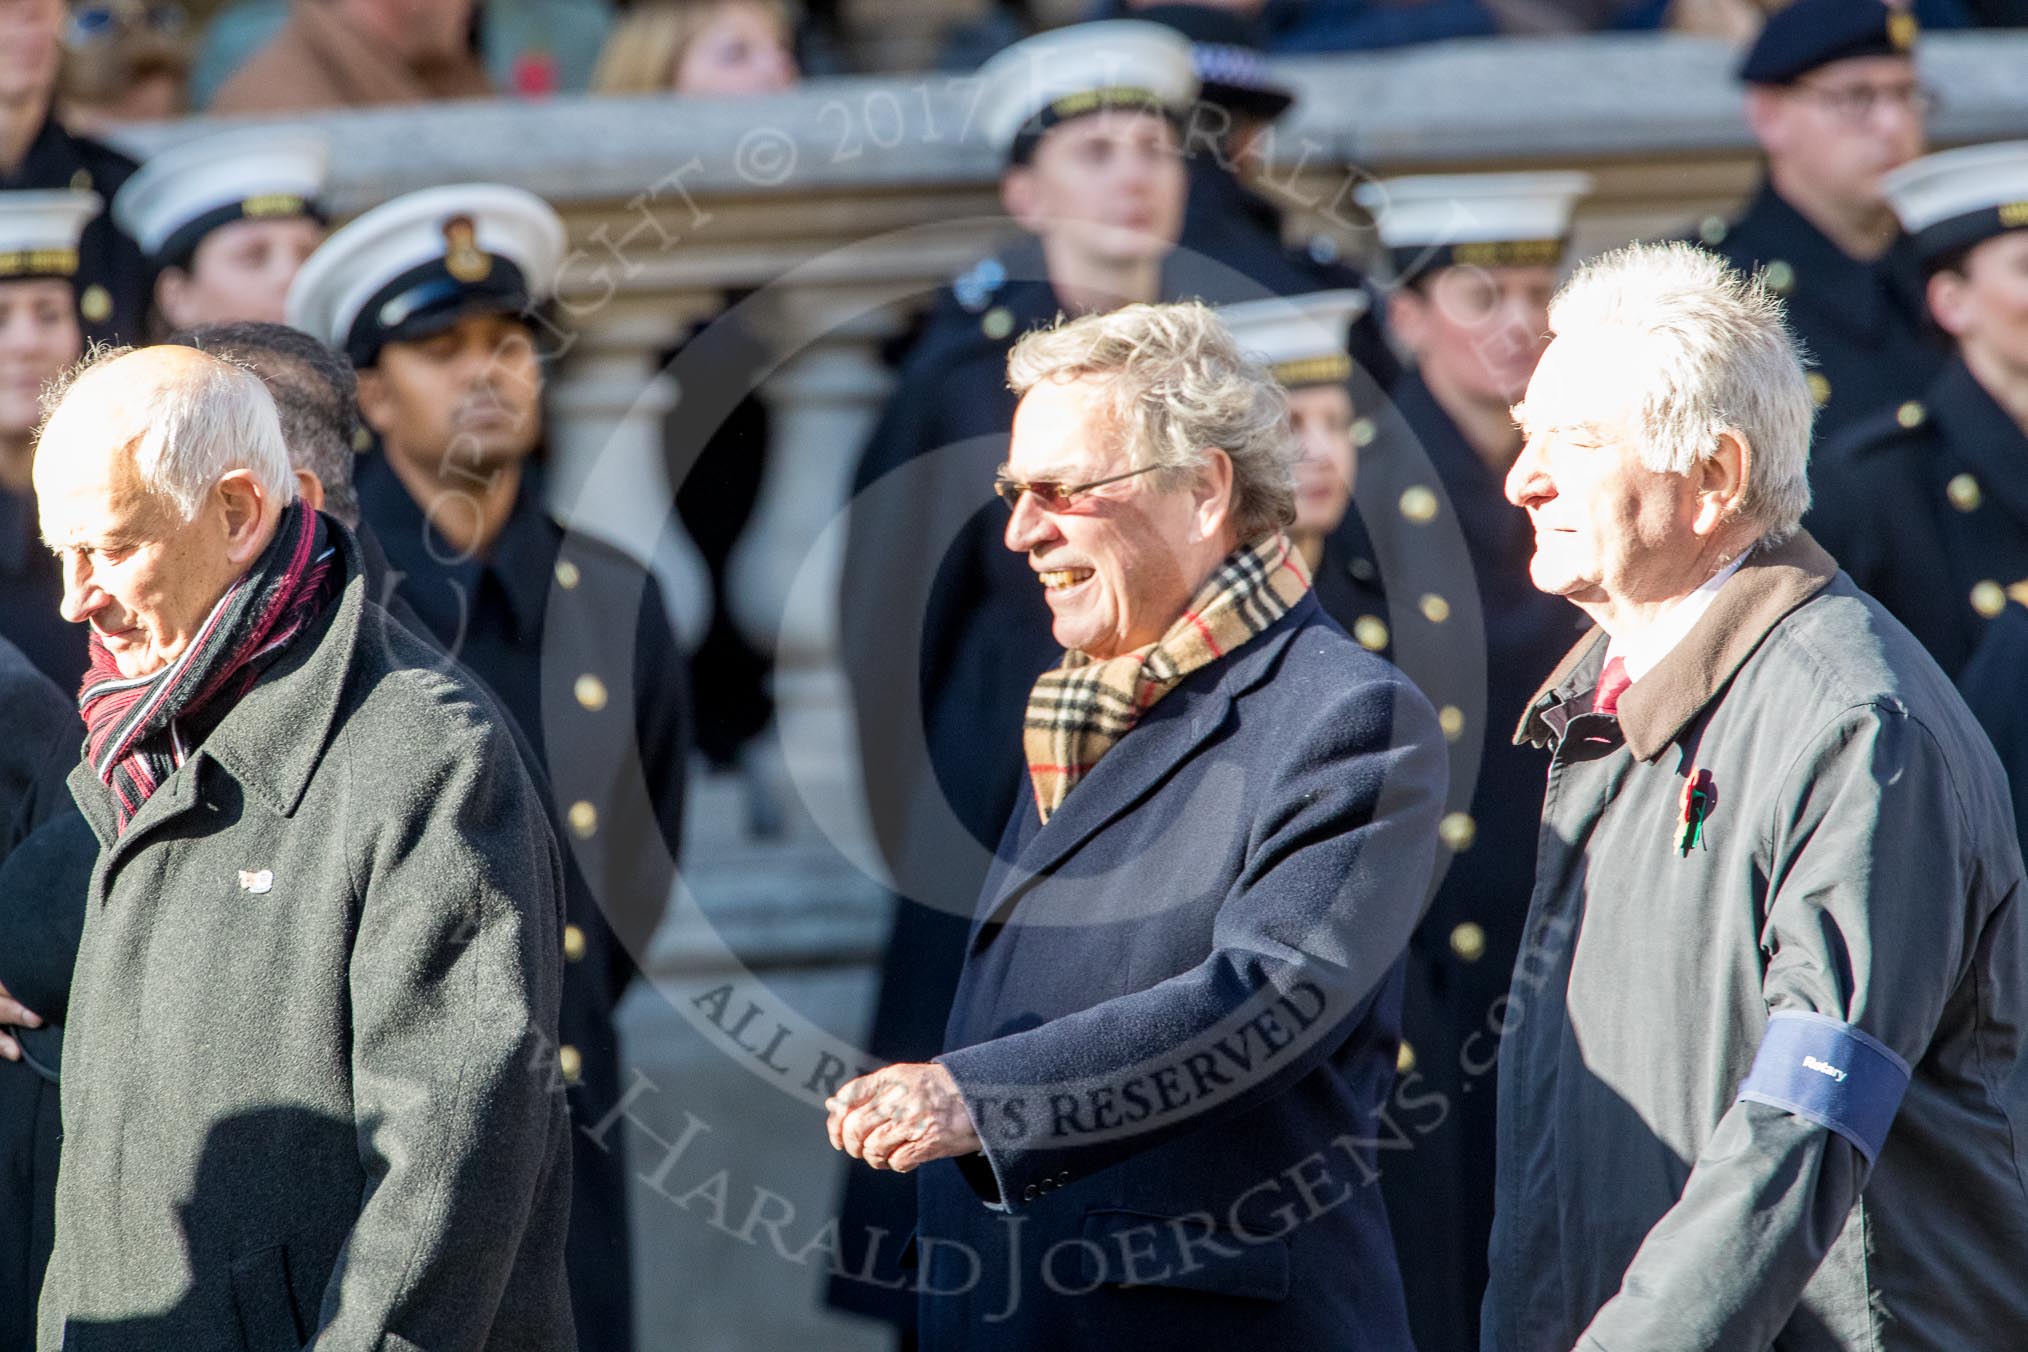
[1485,241,2028,1351]
[29,345,576,1350]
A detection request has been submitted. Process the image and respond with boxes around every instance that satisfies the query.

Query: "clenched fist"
[825,1061,981,1173]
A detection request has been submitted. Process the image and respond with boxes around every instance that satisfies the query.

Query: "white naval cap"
[0,189,100,282]
[286,183,566,368]
[1352,172,1593,280]
[1880,140,2028,268]
[112,129,329,267]
[1217,290,1370,389]
[974,20,1199,163]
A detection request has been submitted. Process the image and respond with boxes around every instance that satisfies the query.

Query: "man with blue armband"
[1484,239,2028,1351]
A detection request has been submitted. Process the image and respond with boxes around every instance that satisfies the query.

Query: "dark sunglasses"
[992,465,1156,511]
[66,1,186,46]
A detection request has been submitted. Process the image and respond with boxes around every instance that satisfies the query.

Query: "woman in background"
[592,0,797,96]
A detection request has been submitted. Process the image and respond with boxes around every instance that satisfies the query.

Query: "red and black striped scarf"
[79,502,340,832]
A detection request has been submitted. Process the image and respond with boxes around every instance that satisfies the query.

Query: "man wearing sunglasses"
[1689,0,1943,457]
[0,0,148,346]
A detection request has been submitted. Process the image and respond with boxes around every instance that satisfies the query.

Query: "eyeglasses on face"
[1788,79,1940,124]
[992,464,1157,511]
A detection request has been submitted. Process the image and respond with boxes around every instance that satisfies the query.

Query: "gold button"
[1420,593,1451,624]
[1805,372,1831,406]
[1396,1040,1416,1075]
[567,800,599,838]
[574,673,608,712]
[1971,580,2007,618]
[1947,473,1982,513]
[1352,416,1377,448]
[558,1044,583,1084]
[1438,705,1466,742]
[563,923,587,962]
[351,425,373,451]
[1896,400,1926,429]
[1438,811,1477,852]
[80,284,112,323]
[70,167,92,191]
[1399,485,1440,524]
[1762,260,1794,295]
[554,559,581,589]
[1354,615,1390,652]
[981,306,1014,340]
[1698,215,1727,246]
[1450,921,1487,962]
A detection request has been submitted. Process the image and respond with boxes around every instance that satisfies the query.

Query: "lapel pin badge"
[238,868,274,895]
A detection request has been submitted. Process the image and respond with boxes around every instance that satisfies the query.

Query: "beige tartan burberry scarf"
[1023,532,1311,822]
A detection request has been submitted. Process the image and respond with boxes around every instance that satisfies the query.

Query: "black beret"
[1737,0,1919,86]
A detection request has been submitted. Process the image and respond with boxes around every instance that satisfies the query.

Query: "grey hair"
[166,322,362,527]
[1006,301,1297,542]
[1547,240,1814,544]
[42,342,298,522]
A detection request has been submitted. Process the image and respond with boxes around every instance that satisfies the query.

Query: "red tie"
[1594,656,1632,717]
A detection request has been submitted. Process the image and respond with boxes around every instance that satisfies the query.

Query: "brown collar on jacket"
[1513,529,1838,760]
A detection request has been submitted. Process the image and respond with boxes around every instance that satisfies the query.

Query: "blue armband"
[1736,1009,1911,1163]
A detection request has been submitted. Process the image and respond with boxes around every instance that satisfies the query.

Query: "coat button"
[1352,416,1377,448]
[1354,616,1390,652]
[1396,1040,1416,1074]
[554,559,582,589]
[1761,259,1794,295]
[567,801,599,838]
[1438,705,1466,742]
[1805,371,1831,406]
[80,285,112,324]
[1896,400,1926,429]
[1419,594,1451,624]
[1450,921,1488,962]
[563,923,587,962]
[1947,473,1982,513]
[1023,1184,1039,1201]
[1399,484,1439,524]
[1438,812,1477,852]
[982,307,1014,340]
[574,674,608,712]
[1971,580,2007,618]
[559,1044,583,1084]
[1698,214,1727,245]
[1057,1171,1070,1183]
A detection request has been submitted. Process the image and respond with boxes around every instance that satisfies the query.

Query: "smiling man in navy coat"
[826,300,1447,1348]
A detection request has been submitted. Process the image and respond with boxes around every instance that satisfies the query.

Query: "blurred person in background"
[209,0,494,114]
[1814,142,2028,680]
[590,0,796,95]
[832,19,1207,1342]
[0,189,94,689]
[54,0,191,131]
[113,128,327,331]
[1351,169,1594,1352]
[290,182,688,1352]
[1689,0,1942,454]
[0,0,148,346]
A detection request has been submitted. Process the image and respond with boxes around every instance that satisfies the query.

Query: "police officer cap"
[1881,140,2028,269]
[1737,0,1919,86]
[975,20,1199,165]
[1133,5,1293,123]
[113,129,328,269]
[286,183,566,370]
[1352,172,1593,283]
[1217,290,1369,390]
[0,190,100,284]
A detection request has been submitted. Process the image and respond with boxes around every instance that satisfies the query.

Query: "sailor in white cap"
[288,182,686,1352]
[113,128,327,330]
[831,17,1209,1337]
[1813,140,2028,683]
[0,189,97,689]
[1350,169,1596,1352]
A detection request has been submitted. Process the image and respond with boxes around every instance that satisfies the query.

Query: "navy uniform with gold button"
[1,118,146,346]
[289,186,688,1352]
[1688,0,1943,449]
[1348,172,1594,1352]
[0,190,96,690]
[1814,140,2028,682]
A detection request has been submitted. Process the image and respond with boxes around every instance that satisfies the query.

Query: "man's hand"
[0,976,43,1063]
[825,1061,981,1173]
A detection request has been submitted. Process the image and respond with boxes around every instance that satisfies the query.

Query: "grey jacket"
[1484,532,2028,1352]
[36,528,577,1351]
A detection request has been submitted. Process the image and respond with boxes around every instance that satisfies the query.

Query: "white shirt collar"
[1606,548,1752,682]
